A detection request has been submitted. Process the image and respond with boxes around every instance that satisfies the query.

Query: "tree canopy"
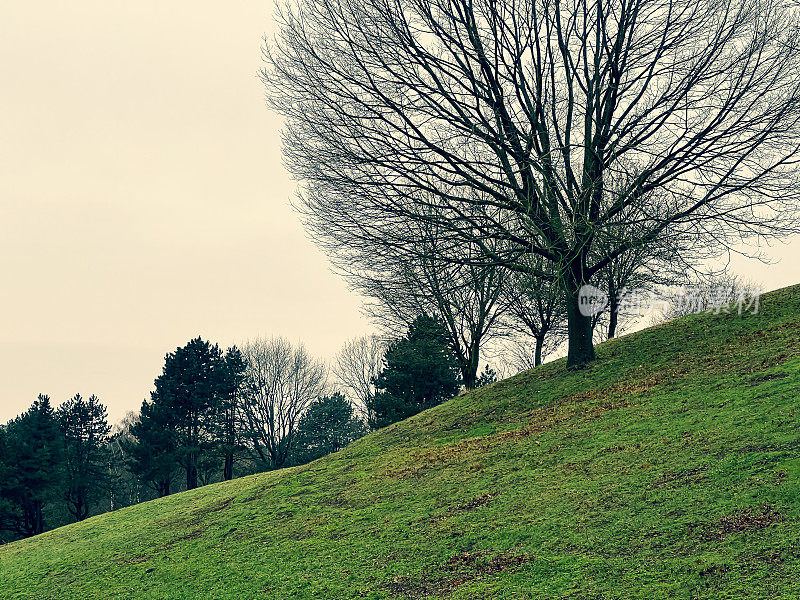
[264,0,800,367]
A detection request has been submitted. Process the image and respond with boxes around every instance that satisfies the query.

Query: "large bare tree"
[239,338,327,469]
[264,0,800,368]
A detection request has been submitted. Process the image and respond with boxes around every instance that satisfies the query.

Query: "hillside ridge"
[2,285,800,599]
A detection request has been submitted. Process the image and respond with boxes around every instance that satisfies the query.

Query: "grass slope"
[2,287,800,599]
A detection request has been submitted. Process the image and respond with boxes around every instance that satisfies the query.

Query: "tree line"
[0,315,470,543]
[0,270,753,543]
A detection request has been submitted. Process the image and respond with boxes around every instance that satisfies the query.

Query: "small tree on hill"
[217,347,247,481]
[239,338,328,469]
[0,395,63,537]
[289,393,366,465]
[475,365,498,388]
[334,335,385,424]
[125,400,179,497]
[57,394,111,521]
[369,314,461,429]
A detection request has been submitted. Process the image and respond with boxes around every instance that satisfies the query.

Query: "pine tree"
[0,396,64,537]
[129,337,245,492]
[57,394,111,521]
[125,400,179,497]
[289,393,366,465]
[369,314,461,429]
[218,346,247,481]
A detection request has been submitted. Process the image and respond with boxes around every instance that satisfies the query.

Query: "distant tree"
[333,335,385,425]
[369,314,461,429]
[218,347,247,481]
[475,365,498,388]
[0,396,63,537]
[362,258,508,390]
[289,393,366,465]
[125,400,179,497]
[337,221,509,390]
[503,261,568,368]
[661,273,761,320]
[239,338,327,469]
[57,394,111,522]
[588,207,694,340]
[0,426,20,538]
[106,411,149,509]
[145,337,240,490]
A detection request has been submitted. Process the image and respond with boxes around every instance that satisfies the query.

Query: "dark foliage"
[128,337,246,493]
[475,365,498,388]
[369,315,461,428]
[125,399,179,497]
[57,394,111,521]
[289,393,366,465]
[0,396,63,537]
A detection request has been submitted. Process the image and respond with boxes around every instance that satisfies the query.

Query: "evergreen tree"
[218,346,247,481]
[0,396,63,537]
[129,337,244,492]
[57,394,111,521]
[475,365,499,388]
[153,338,223,490]
[125,400,179,497]
[289,393,366,465]
[369,314,461,428]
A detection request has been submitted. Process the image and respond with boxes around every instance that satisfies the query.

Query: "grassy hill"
[2,286,800,599]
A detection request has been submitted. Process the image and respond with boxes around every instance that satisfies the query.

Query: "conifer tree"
[57,394,111,521]
[369,315,461,428]
[289,393,366,465]
[0,395,63,537]
[126,400,179,497]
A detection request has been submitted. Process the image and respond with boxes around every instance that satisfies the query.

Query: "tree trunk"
[462,343,480,389]
[29,501,44,536]
[564,277,596,369]
[534,335,544,367]
[186,462,198,490]
[223,404,235,480]
[73,494,87,522]
[607,293,619,340]
[223,452,234,481]
[187,419,199,489]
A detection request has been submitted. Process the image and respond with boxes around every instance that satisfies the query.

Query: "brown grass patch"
[690,505,782,541]
[652,466,709,489]
[388,550,535,598]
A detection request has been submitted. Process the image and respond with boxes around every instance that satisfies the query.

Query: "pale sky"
[0,0,374,424]
[1,1,799,425]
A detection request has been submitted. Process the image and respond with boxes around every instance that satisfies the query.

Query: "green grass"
[2,285,800,599]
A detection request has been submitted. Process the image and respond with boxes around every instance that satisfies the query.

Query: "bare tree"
[585,189,701,339]
[499,337,549,374]
[503,257,568,367]
[239,338,327,469]
[264,0,800,368]
[321,200,510,389]
[333,335,386,423]
[356,252,509,389]
[107,411,149,510]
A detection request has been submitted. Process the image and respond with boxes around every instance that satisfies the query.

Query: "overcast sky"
[2,1,799,425]
[0,1,376,424]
